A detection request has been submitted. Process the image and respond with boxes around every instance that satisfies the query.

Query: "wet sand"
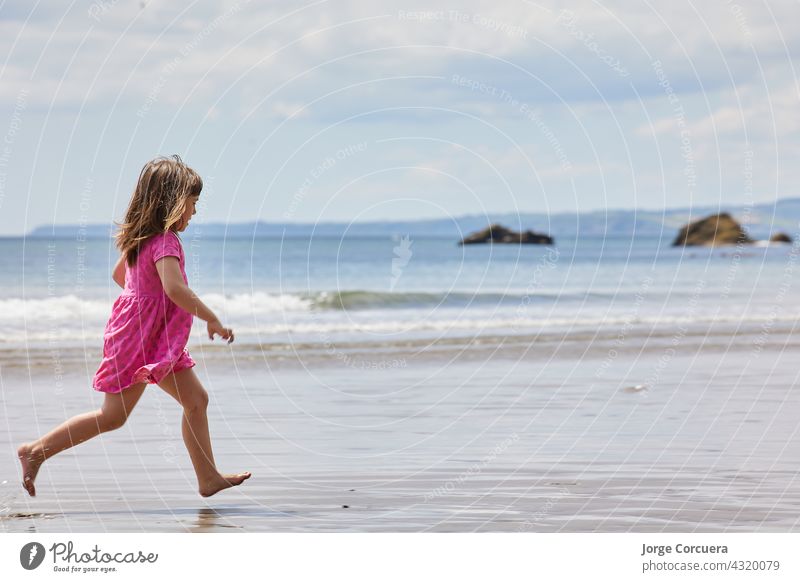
[2,328,799,532]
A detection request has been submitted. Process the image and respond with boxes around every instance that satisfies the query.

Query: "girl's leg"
[156,367,250,497]
[17,383,147,496]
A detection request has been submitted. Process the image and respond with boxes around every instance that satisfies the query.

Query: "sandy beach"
[2,321,798,532]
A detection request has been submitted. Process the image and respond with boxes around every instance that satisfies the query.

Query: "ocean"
[2,233,798,352]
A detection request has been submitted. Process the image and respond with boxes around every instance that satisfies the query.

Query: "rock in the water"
[769,232,793,243]
[459,223,554,245]
[671,213,754,247]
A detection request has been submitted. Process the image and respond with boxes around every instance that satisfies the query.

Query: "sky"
[0,0,798,235]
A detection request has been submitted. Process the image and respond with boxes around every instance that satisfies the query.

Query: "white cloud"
[1,0,799,233]
[638,81,799,141]
[270,100,310,119]
[3,0,798,111]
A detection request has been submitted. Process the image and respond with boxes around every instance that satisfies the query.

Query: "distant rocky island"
[23,197,800,241]
[672,212,792,246]
[769,232,792,243]
[459,224,554,245]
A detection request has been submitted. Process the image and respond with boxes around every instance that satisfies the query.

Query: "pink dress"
[93,230,195,393]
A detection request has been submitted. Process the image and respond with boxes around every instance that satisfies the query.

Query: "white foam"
[2,292,799,346]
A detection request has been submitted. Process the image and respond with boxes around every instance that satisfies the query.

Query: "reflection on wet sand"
[3,338,800,532]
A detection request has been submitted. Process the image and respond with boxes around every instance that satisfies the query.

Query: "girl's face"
[178,195,199,231]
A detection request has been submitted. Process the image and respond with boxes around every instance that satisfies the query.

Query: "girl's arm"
[112,255,126,288]
[155,257,234,342]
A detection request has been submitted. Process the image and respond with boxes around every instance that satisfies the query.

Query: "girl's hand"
[207,319,234,344]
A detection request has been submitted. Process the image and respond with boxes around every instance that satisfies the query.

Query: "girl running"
[18,155,251,497]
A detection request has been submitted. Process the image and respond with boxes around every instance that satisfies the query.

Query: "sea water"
[1,234,797,351]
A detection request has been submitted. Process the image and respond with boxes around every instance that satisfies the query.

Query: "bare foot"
[199,472,252,497]
[17,443,44,497]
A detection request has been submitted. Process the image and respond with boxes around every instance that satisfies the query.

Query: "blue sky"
[0,0,797,235]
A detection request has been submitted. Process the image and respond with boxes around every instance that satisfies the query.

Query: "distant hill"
[25,198,800,240]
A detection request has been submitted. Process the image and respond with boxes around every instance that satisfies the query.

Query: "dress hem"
[93,356,196,394]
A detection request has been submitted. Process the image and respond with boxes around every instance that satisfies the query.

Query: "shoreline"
[5,318,800,376]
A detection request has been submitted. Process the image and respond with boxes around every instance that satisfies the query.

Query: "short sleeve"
[151,231,182,264]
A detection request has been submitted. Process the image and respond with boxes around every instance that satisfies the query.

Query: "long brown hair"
[115,155,202,266]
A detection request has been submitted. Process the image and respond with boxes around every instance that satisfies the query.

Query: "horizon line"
[19,195,798,236]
